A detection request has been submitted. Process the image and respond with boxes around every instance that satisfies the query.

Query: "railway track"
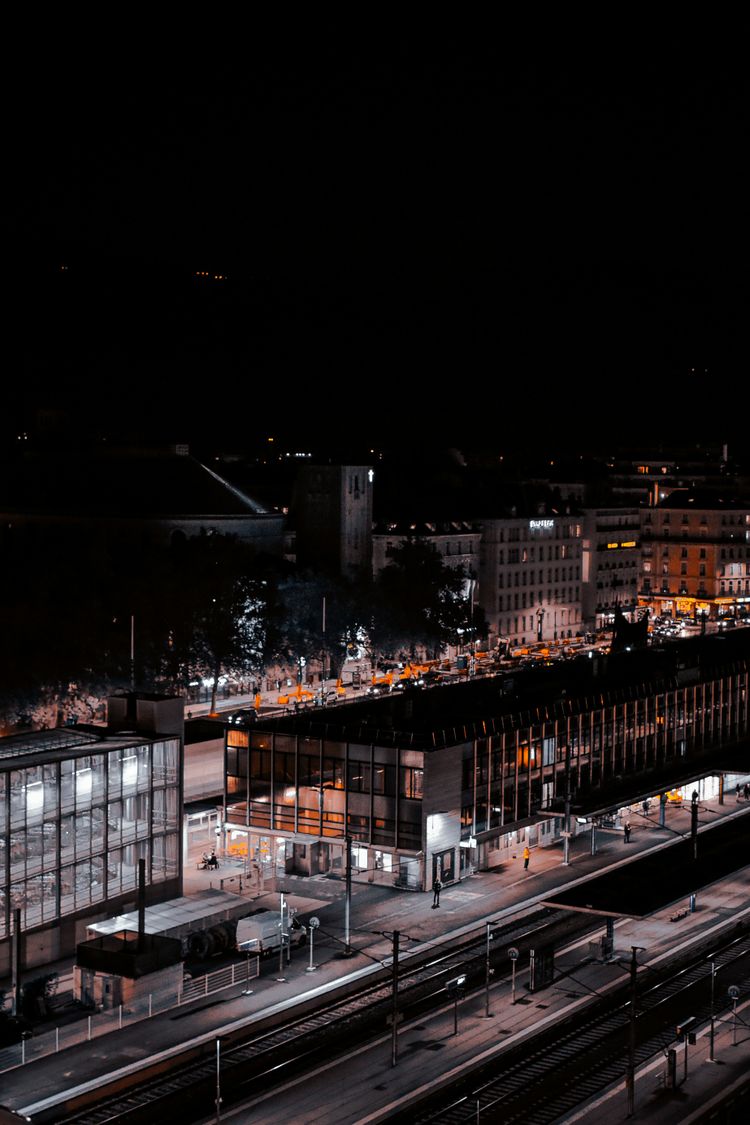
[394,925,750,1124]
[28,907,596,1124]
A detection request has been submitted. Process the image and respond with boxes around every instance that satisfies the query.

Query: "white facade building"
[479,515,583,647]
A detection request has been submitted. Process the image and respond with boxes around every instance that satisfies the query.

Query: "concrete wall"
[422,743,465,886]
[184,736,224,803]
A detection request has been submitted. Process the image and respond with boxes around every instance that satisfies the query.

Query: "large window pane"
[60,815,76,865]
[74,757,94,811]
[43,763,58,819]
[61,759,75,813]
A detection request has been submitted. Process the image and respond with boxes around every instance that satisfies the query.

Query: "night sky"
[6,36,748,453]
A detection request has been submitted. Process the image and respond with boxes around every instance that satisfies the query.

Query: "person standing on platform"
[523,845,531,870]
[624,822,631,843]
[432,878,442,907]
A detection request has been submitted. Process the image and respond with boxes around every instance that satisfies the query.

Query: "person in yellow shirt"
[523,845,530,870]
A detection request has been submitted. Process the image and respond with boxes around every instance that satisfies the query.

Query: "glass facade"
[225,730,424,855]
[0,736,180,938]
[460,669,749,840]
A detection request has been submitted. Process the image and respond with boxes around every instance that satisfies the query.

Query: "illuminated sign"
[607,540,637,549]
[529,519,554,530]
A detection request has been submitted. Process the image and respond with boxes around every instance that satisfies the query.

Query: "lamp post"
[241,941,254,995]
[691,790,699,861]
[446,974,466,1036]
[508,946,519,1004]
[728,985,740,1045]
[306,917,320,972]
[276,891,286,981]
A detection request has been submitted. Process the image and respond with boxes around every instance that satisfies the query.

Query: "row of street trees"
[0,531,482,728]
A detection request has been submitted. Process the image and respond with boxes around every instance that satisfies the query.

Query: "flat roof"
[86,889,251,937]
[241,630,750,751]
[0,726,168,767]
[0,728,99,763]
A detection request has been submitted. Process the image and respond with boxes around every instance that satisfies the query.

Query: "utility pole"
[691,790,699,861]
[391,930,400,1067]
[344,834,352,956]
[626,946,644,1116]
[485,922,492,1018]
[215,1037,222,1123]
[130,614,135,691]
[563,743,571,866]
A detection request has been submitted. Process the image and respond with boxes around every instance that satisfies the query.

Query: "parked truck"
[236,910,307,956]
[186,908,306,960]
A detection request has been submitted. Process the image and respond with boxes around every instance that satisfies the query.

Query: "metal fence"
[0,955,259,1074]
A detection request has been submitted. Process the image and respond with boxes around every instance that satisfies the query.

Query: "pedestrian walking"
[432,878,442,907]
[744,783,750,801]
[523,845,531,870]
[624,822,631,843]
[736,783,741,800]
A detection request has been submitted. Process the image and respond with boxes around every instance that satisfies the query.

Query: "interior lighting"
[26,781,44,813]
[76,767,92,799]
[122,754,137,787]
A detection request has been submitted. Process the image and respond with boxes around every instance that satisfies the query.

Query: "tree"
[276,570,369,685]
[370,538,470,663]
[165,530,276,713]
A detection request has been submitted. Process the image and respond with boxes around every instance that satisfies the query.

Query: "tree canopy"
[369,537,471,662]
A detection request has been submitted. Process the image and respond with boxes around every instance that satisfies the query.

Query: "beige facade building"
[638,491,750,621]
[581,507,641,629]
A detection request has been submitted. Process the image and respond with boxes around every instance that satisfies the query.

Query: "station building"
[0,693,184,973]
[222,630,750,892]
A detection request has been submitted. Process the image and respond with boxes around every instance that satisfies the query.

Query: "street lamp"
[446,974,466,1036]
[728,985,740,1045]
[306,916,320,972]
[508,946,520,1005]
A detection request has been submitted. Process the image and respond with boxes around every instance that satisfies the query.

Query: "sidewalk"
[4,794,750,1120]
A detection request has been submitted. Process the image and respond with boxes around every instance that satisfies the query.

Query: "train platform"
[3,789,750,1121]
